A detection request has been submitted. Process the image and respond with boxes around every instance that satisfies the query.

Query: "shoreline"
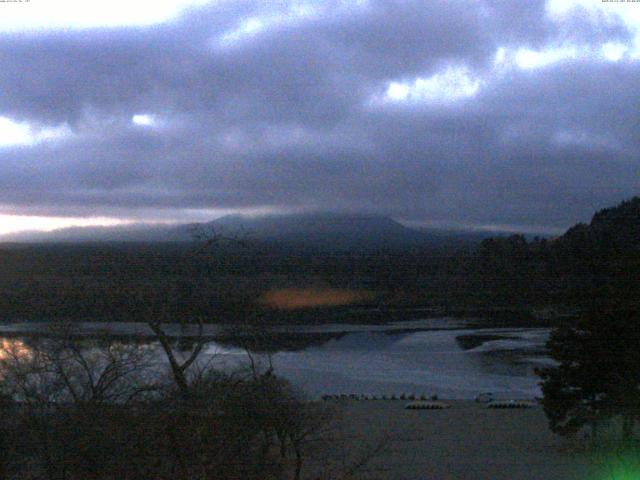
[0,314,552,338]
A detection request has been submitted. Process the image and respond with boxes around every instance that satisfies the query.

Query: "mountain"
[0,212,494,250]
[202,213,428,249]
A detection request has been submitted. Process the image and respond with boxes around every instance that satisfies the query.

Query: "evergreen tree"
[537,307,640,441]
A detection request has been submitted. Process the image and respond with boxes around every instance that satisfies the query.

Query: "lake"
[0,318,552,399]
[225,322,552,399]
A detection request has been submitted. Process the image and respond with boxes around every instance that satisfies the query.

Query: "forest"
[0,197,637,327]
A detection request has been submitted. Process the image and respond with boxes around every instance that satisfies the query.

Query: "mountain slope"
[202,213,428,249]
[0,212,504,249]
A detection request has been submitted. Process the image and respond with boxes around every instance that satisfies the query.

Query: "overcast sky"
[0,0,638,235]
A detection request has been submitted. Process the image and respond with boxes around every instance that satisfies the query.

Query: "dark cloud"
[0,0,638,230]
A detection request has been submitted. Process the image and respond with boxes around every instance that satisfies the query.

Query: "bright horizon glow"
[0,215,136,236]
[0,206,287,237]
[0,209,568,238]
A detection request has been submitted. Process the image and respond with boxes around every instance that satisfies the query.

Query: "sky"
[0,0,638,235]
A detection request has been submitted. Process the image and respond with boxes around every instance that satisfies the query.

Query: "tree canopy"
[537,307,640,440]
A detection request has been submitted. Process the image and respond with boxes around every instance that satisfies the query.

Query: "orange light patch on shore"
[261,288,374,310]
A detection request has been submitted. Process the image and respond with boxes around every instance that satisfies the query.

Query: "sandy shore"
[304,400,598,480]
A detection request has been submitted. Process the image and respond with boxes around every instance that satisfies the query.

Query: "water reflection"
[0,322,551,399]
[266,328,550,399]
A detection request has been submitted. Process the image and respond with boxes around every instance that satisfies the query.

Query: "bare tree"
[146,315,208,396]
[0,325,159,480]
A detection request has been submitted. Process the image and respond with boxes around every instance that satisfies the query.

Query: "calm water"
[262,329,547,399]
[204,320,552,399]
[0,319,552,399]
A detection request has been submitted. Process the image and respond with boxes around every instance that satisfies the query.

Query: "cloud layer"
[0,0,639,231]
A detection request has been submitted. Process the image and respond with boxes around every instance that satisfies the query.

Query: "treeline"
[470,197,640,309]
[0,241,468,323]
[0,197,637,324]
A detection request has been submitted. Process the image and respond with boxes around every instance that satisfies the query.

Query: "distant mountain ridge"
[200,213,427,249]
[0,212,502,249]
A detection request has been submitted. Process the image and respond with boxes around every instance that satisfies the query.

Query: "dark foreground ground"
[305,400,601,480]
